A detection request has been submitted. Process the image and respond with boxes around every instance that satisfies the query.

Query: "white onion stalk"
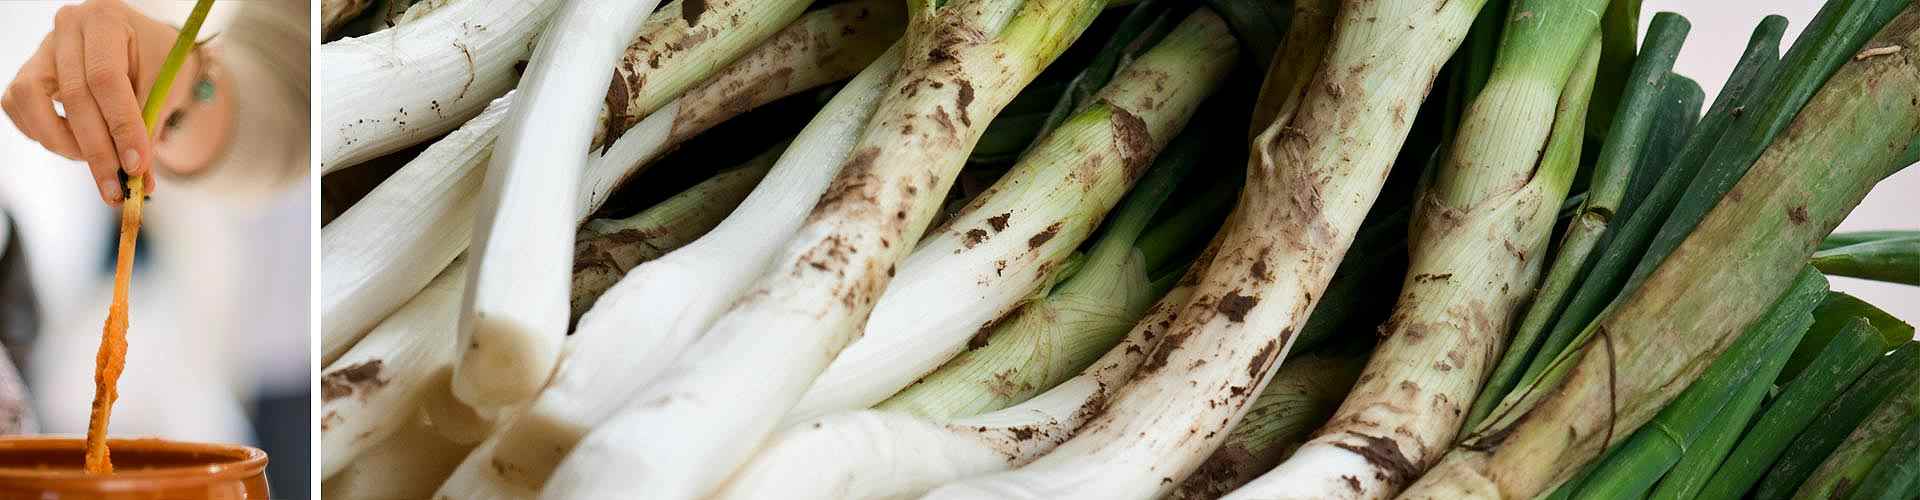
[321,410,477,500]
[576,0,904,221]
[1171,353,1365,500]
[714,254,1209,500]
[320,0,560,173]
[786,8,1237,423]
[321,4,898,365]
[455,0,666,409]
[321,96,507,365]
[320,257,467,478]
[922,0,1486,498]
[1234,9,1602,500]
[569,147,780,325]
[446,8,905,498]
[541,0,1107,497]
[590,0,816,149]
[457,0,896,410]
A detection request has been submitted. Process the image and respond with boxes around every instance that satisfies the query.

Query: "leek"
[1242,1,1603,496]
[1404,6,1920,495]
[789,8,1235,423]
[438,10,906,497]
[539,2,1172,494]
[321,2,897,365]
[926,0,1488,497]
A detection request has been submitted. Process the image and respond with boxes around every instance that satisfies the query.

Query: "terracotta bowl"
[0,436,268,499]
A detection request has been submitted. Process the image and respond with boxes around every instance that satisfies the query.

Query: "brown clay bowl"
[0,436,268,499]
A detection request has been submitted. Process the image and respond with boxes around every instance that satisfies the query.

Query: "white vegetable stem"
[320,411,476,500]
[434,435,541,500]
[320,0,559,173]
[320,257,466,478]
[321,95,508,365]
[570,148,781,325]
[715,263,1206,500]
[923,1,1487,498]
[541,0,1105,498]
[787,8,1236,423]
[441,4,904,496]
[577,0,904,220]
[1233,30,1600,500]
[1170,354,1366,500]
[323,2,896,366]
[456,0,664,409]
[591,0,816,148]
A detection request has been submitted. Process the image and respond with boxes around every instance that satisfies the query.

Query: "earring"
[192,77,214,103]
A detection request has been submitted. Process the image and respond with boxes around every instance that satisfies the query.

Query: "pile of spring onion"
[317,0,1920,498]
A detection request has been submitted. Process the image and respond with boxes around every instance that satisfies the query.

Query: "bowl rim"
[0,435,267,489]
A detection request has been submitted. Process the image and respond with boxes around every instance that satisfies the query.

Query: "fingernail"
[121,149,141,175]
[99,178,121,205]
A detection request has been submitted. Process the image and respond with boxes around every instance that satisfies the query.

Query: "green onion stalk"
[1467,13,1694,431]
[1692,318,1890,500]
[1584,0,1642,145]
[1502,14,1791,409]
[1565,269,1825,499]
[923,0,1492,497]
[542,0,1122,497]
[1811,236,1920,285]
[1822,230,1919,250]
[1835,405,1920,500]
[1779,292,1911,382]
[1401,5,1920,497]
[1752,341,1920,500]
[1795,360,1920,499]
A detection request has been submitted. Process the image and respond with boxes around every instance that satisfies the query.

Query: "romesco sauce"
[83,178,143,474]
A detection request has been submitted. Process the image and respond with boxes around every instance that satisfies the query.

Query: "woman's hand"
[2,0,202,206]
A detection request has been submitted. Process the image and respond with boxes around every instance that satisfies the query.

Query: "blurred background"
[0,0,309,497]
[1643,0,1919,327]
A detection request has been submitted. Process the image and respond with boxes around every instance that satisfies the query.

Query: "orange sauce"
[84,178,144,474]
